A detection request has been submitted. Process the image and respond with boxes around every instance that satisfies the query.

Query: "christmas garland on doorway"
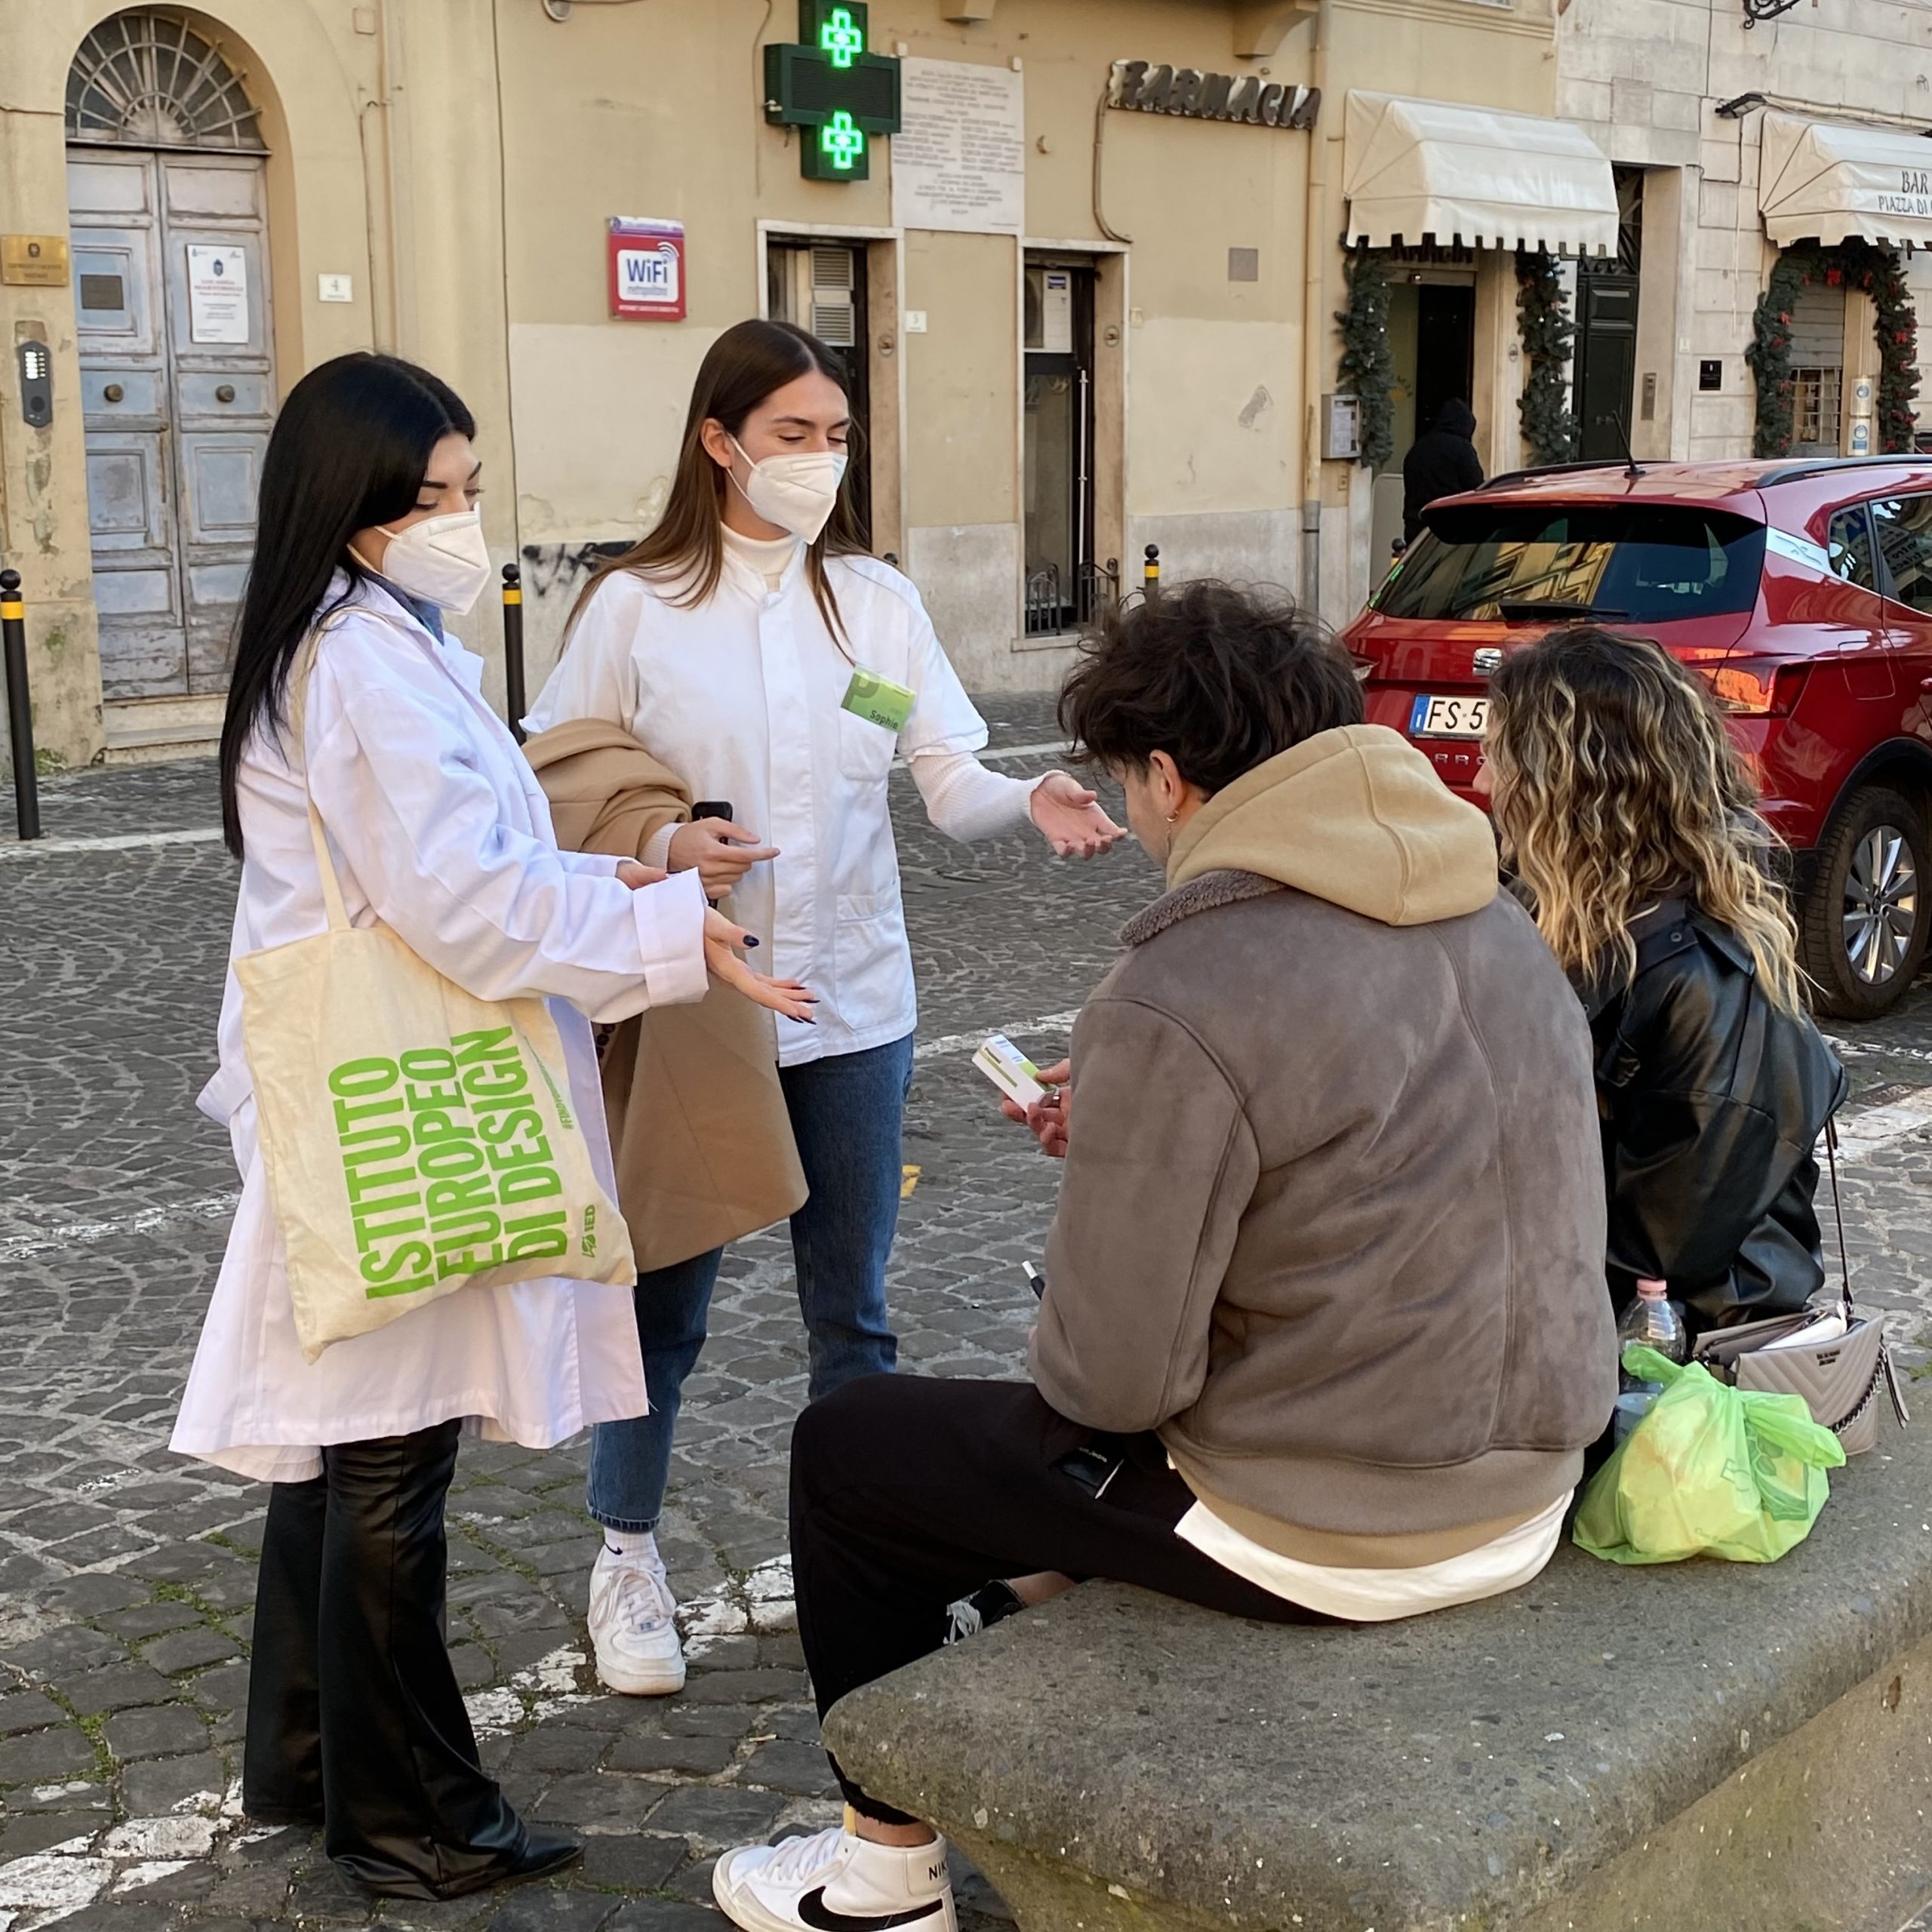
[1335,248,1395,470]
[1746,240,1919,457]
[1515,249,1578,465]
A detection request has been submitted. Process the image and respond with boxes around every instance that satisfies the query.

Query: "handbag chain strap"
[1823,1112,1912,1429]
[1823,1113,1854,1324]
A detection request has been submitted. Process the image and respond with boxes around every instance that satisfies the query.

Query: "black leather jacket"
[1577,900,1845,1337]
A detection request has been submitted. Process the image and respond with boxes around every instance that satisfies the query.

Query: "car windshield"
[1374,503,1766,624]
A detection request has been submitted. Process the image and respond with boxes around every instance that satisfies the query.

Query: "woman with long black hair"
[525,317,1123,1700]
[170,352,811,1900]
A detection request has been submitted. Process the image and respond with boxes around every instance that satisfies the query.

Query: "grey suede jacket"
[1031,728,1617,1556]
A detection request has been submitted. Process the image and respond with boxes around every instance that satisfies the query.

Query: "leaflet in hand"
[974,1033,1050,1109]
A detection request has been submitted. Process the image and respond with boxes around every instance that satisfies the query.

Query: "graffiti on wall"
[518,540,632,603]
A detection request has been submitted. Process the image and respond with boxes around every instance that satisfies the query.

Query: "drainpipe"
[1300,0,1333,614]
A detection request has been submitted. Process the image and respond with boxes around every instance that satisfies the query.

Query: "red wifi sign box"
[608,217,686,321]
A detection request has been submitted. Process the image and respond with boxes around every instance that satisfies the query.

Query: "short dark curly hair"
[1057,579,1362,795]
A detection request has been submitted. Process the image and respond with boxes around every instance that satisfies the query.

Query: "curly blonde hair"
[1485,627,1803,1012]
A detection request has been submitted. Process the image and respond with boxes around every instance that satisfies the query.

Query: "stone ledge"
[825,1411,1932,1930]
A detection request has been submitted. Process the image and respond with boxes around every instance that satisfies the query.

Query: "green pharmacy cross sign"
[764,1,902,181]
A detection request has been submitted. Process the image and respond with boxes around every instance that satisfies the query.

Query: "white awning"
[1760,112,1932,248]
[1342,92,1618,254]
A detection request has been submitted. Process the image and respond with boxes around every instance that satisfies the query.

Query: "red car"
[1345,456,1932,1017]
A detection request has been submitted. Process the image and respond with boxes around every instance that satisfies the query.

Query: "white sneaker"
[714,1824,955,1932]
[586,1536,686,1695]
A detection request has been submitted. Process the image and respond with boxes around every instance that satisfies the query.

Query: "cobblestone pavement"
[6,695,1932,1932]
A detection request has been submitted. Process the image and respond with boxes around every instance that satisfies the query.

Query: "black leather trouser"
[242,1421,528,1897]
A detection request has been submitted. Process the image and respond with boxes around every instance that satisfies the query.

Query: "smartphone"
[974,1033,1050,1109]
[1053,1444,1123,1500]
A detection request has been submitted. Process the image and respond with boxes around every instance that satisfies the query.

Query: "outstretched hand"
[616,863,817,1022]
[700,909,817,1021]
[1029,773,1124,860]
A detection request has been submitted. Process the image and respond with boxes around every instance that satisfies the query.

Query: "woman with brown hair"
[525,317,1122,1697]
[1478,625,1844,1339]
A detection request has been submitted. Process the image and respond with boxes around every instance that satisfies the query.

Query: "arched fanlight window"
[66,11,264,152]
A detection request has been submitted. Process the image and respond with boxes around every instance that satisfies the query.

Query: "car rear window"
[1373,504,1767,624]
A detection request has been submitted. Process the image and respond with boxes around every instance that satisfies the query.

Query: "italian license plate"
[1408,694,1489,739]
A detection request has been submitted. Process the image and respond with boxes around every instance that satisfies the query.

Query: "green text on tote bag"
[328,1026,600,1300]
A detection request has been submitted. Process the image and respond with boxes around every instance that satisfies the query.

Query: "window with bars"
[1794,367,1842,453]
[66,11,263,152]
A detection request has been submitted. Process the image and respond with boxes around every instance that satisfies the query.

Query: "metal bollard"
[1,569,41,841]
[1143,543,1161,594]
[501,562,527,746]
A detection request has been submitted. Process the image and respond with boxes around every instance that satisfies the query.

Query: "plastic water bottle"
[1612,1278,1688,1444]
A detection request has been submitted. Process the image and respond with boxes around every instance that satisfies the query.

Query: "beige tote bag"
[236,638,635,1361]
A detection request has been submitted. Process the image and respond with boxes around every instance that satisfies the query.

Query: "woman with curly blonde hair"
[1478,626,1843,1337]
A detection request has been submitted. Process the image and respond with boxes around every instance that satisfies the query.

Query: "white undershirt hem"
[1176,1490,1573,1623]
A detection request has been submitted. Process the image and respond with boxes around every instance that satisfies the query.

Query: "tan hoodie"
[1168,722,1496,922]
[1031,725,1616,1558]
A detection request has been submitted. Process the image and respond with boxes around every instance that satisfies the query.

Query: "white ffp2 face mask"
[366,507,492,614]
[729,437,848,544]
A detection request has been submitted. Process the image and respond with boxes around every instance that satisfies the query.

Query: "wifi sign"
[606,218,687,321]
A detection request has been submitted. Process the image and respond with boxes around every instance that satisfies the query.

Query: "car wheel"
[1800,784,1932,1020]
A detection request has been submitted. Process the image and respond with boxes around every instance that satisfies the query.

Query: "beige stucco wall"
[1558,0,1932,465]
[0,0,377,771]
[2,0,1573,769]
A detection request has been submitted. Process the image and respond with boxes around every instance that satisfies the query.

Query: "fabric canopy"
[1760,112,1932,248]
[1342,91,1619,254]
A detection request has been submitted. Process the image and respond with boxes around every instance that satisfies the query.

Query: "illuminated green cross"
[820,5,863,67]
[764,1,900,181]
[820,111,865,171]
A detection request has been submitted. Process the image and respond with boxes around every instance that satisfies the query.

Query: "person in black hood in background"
[1402,398,1484,543]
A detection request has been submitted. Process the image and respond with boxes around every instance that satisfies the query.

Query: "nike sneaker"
[712,1821,956,1932]
[587,1535,685,1696]
[943,1580,1026,1644]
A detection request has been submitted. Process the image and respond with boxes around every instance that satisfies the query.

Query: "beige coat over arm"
[525,718,808,1274]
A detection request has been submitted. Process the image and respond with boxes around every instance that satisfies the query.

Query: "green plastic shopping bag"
[1574,1346,1845,1565]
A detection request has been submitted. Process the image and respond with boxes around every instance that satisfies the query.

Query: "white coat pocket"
[837,706,898,783]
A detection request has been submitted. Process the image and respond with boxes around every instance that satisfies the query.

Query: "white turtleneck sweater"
[629,526,1043,867]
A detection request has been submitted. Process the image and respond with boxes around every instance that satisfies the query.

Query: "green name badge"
[841,669,917,734]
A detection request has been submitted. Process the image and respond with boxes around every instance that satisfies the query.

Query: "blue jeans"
[586,1032,916,1532]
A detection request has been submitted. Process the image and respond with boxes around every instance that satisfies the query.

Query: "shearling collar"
[1120,868,1284,947]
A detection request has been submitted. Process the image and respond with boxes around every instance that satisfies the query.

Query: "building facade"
[1556,0,1932,469]
[1,0,1608,774]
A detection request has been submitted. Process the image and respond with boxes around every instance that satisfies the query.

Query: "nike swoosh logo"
[797,1887,945,1931]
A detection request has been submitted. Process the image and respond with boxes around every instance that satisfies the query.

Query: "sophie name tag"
[841,669,917,734]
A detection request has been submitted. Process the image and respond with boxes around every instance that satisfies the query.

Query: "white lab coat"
[525,548,989,1066]
[170,577,709,1484]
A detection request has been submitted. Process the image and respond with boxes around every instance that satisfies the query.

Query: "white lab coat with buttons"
[170,577,709,1484]
[525,548,992,1066]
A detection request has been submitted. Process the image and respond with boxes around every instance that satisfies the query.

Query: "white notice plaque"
[892,57,1026,235]
[186,245,248,343]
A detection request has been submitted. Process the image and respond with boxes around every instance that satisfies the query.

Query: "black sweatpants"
[244,1422,528,1896]
[789,1376,1327,1823]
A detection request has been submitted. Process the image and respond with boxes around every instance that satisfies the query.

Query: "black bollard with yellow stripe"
[1,568,40,841]
[502,562,528,746]
[1143,543,1160,595]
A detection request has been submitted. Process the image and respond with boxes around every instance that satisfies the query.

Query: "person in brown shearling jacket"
[706,581,1618,1932]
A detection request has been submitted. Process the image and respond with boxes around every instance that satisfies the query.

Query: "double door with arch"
[68,146,275,700]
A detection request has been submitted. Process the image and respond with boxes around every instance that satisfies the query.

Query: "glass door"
[1023,261,1095,638]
